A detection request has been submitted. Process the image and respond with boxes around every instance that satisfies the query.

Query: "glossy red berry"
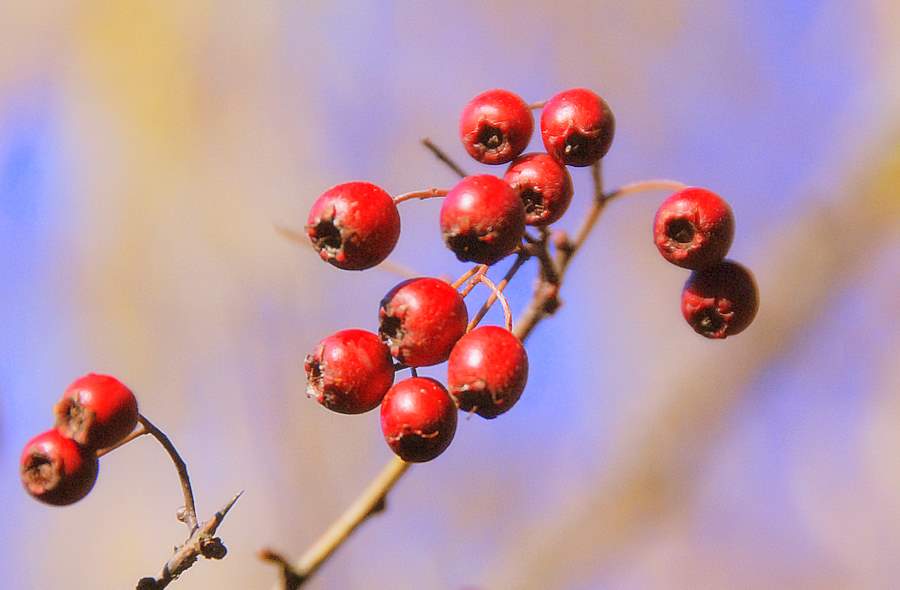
[440,175,526,265]
[654,187,735,270]
[304,329,395,414]
[54,373,138,450]
[447,326,529,419]
[306,182,401,271]
[540,88,615,167]
[380,377,457,463]
[379,277,468,367]
[20,429,99,506]
[682,260,759,339]
[503,153,574,226]
[459,89,533,165]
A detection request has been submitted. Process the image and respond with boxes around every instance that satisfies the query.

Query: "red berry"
[459,89,533,165]
[380,377,457,463]
[447,326,528,419]
[440,175,525,265]
[306,182,401,271]
[682,260,759,339]
[503,153,574,226]
[304,329,395,414]
[379,277,469,367]
[20,429,99,506]
[654,187,735,270]
[540,88,615,167]
[54,373,138,450]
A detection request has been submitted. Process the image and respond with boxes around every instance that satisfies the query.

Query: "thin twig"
[421,138,467,178]
[392,187,449,205]
[95,423,148,458]
[528,100,547,110]
[451,264,483,289]
[274,224,419,280]
[468,252,528,330]
[469,273,514,332]
[603,179,687,204]
[138,414,198,531]
[459,265,488,297]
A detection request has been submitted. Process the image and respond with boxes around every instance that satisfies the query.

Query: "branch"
[263,457,409,590]
[137,492,243,590]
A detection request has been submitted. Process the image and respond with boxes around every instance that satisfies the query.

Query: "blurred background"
[1,2,898,589]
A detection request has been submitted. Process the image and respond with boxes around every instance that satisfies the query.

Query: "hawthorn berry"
[654,187,735,270]
[682,260,759,339]
[459,89,533,165]
[306,181,401,271]
[440,175,525,265]
[54,373,138,450]
[379,277,468,367]
[447,326,529,419]
[503,153,574,226]
[304,329,395,414]
[20,429,99,506]
[380,377,457,463]
[540,88,615,167]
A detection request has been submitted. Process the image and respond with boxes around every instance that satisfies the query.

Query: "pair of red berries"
[652,187,759,338]
[459,87,615,168]
[305,277,529,463]
[20,374,138,505]
[306,87,615,270]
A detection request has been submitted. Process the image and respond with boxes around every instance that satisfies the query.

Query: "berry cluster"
[303,87,617,463]
[20,373,138,505]
[652,187,759,338]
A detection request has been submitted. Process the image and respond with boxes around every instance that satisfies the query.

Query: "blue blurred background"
[1,2,898,588]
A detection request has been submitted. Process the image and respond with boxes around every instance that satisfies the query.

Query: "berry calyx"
[540,88,615,167]
[459,89,533,165]
[440,175,526,265]
[380,377,457,463]
[306,182,401,271]
[304,329,395,414]
[654,187,735,270]
[20,429,99,506]
[503,153,574,226]
[681,260,759,338]
[54,373,139,450]
[379,277,468,367]
[447,326,528,419]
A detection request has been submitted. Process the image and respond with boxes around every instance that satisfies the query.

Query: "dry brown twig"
[97,414,242,590]
[262,138,688,588]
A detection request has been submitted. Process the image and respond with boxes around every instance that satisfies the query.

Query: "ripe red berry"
[20,429,99,506]
[440,175,526,265]
[54,373,139,450]
[304,329,395,414]
[447,326,529,419]
[379,277,468,367]
[654,187,735,270]
[503,153,574,226]
[306,182,401,271]
[380,377,457,463]
[459,89,533,165]
[682,260,759,339]
[540,88,615,167]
